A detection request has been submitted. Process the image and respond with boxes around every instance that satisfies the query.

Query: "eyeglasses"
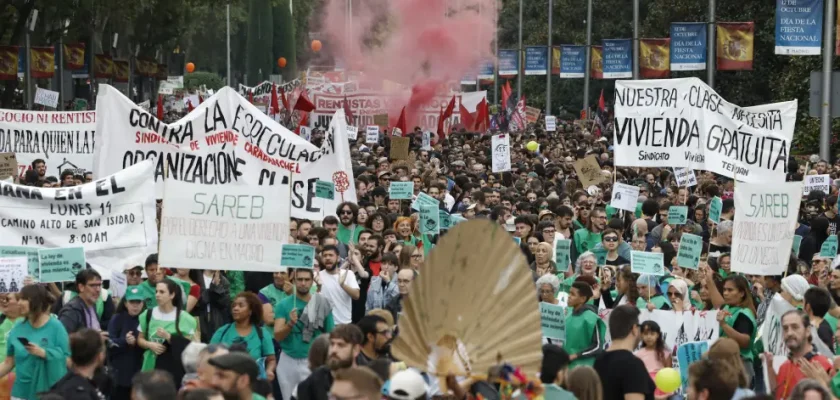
[667,291,680,297]
[603,236,619,242]
[542,229,556,234]
[411,254,422,259]
[127,270,143,277]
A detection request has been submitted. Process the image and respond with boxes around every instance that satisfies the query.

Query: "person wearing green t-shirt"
[138,254,163,309]
[572,208,606,263]
[564,282,606,369]
[259,270,317,326]
[0,284,70,400]
[336,203,365,245]
[636,274,671,311]
[703,269,757,379]
[273,269,334,400]
[137,278,197,386]
[211,292,276,382]
[0,293,21,399]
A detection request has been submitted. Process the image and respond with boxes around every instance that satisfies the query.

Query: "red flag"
[186,99,195,113]
[501,81,512,111]
[473,98,489,132]
[248,90,254,104]
[459,101,474,131]
[156,94,164,121]
[296,112,309,135]
[442,95,456,120]
[396,107,407,137]
[598,89,605,112]
[343,96,355,124]
[294,91,316,112]
[437,105,445,137]
[270,84,280,116]
[198,93,204,105]
[279,88,290,111]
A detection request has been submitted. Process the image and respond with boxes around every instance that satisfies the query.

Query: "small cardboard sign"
[390,137,410,160]
[573,155,604,188]
[373,113,389,127]
[366,126,379,144]
[0,153,17,180]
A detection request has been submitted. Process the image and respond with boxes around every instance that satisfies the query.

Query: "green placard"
[709,197,722,224]
[554,239,572,272]
[631,251,665,276]
[592,247,608,266]
[439,210,452,230]
[0,246,40,277]
[315,180,335,200]
[280,244,316,269]
[411,191,440,211]
[676,233,703,270]
[540,302,566,342]
[820,235,838,258]
[419,205,440,234]
[389,182,414,200]
[668,206,689,225]
[450,214,467,226]
[38,247,86,283]
[792,235,803,257]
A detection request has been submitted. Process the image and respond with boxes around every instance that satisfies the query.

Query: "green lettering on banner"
[668,206,688,225]
[315,180,335,200]
[676,233,703,269]
[820,235,838,258]
[792,235,803,257]
[554,239,572,272]
[439,210,452,230]
[0,246,40,277]
[38,247,86,283]
[540,302,566,342]
[419,205,440,234]
[280,244,315,269]
[631,250,665,276]
[411,192,440,211]
[389,182,414,200]
[709,197,722,223]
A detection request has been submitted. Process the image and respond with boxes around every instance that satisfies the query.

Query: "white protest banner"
[673,167,698,187]
[599,309,719,351]
[93,84,357,221]
[803,174,830,196]
[491,134,511,173]
[366,126,379,144]
[34,87,60,108]
[0,160,157,278]
[0,257,26,293]
[421,131,432,150]
[0,108,96,179]
[346,125,358,141]
[545,116,557,132]
[731,180,802,275]
[159,179,290,271]
[138,100,150,111]
[613,77,796,183]
[610,182,640,212]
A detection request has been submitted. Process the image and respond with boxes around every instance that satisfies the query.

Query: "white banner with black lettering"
[491,134,511,173]
[613,77,796,183]
[0,109,96,179]
[599,308,719,350]
[159,180,290,271]
[93,84,357,220]
[0,160,157,278]
[731,180,802,275]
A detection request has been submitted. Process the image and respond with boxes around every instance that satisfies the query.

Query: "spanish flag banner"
[156,63,168,80]
[640,38,671,78]
[30,47,55,78]
[113,60,130,83]
[63,43,85,70]
[135,58,155,77]
[0,46,19,81]
[551,46,561,75]
[94,54,114,78]
[717,22,754,70]
[591,46,603,79]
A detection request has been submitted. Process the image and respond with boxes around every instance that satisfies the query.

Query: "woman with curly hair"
[394,216,423,250]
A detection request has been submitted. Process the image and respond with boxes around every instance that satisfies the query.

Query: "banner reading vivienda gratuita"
[159,179,290,271]
[0,160,157,278]
[775,0,824,55]
[93,84,357,221]
[0,109,96,179]
[731,180,802,275]
[613,77,797,183]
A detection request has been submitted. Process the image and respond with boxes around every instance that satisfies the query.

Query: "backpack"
[219,323,268,379]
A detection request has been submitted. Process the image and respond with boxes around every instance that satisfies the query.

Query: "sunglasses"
[603,236,619,242]
[667,291,680,297]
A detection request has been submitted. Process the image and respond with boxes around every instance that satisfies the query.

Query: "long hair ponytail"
[161,278,184,336]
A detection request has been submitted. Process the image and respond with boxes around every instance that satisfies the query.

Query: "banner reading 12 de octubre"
[775,0,824,55]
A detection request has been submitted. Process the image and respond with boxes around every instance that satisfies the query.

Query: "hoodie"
[565,303,606,369]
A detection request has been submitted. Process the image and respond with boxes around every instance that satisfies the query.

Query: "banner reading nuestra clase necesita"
[613,77,796,183]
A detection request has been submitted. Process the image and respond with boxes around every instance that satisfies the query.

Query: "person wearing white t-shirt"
[317,245,360,324]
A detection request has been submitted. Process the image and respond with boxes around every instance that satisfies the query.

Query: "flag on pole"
[270,84,280,116]
[156,94,164,121]
[396,107,407,137]
[598,89,605,112]
[717,22,755,70]
[459,98,474,130]
[640,38,671,78]
[343,95,355,124]
[186,99,194,113]
[294,91,316,112]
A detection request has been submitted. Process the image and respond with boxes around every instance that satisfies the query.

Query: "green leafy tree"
[184,71,225,90]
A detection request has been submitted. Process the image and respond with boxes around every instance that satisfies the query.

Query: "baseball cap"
[124,285,145,301]
[208,352,260,382]
[383,370,427,400]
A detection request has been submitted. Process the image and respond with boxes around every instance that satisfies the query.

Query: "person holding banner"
[636,274,670,311]
[600,268,640,309]
[564,282,606,369]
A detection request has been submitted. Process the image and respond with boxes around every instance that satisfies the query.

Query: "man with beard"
[318,245,360,324]
[355,315,392,366]
[31,159,47,183]
[336,202,365,245]
[295,324,364,400]
[208,352,265,400]
[274,269,335,400]
[572,207,606,263]
[765,309,833,399]
[351,235,383,323]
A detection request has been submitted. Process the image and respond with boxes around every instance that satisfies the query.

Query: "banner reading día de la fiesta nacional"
[775,0,823,55]
[524,46,548,75]
[670,23,707,71]
[560,45,586,78]
[602,39,632,79]
[498,49,519,76]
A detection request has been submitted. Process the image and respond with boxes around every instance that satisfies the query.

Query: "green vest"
[636,294,669,310]
[721,305,757,361]
[63,289,108,319]
[563,307,606,369]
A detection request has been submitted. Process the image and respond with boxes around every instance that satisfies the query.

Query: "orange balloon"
[186,62,195,73]
[311,40,322,52]
[278,57,287,68]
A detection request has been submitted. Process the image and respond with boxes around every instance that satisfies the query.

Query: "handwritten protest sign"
[545,116,557,132]
[677,233,703,269]
[491,134,512,173]
[732,181,802,275]
[34,87,60,108]
[540,302,566,342]
[389,182,414,200]
[373,113,389,127]
[390,137,410,160]
[573,155,604,188]
[631,251,665,276]
[0,153,17,179]
[280,244,315,269]
[0,246,39,277]
[38,247,86,283]
[346,125,358,140]
[0,258,26,293]
[673,167,698,187]
[366,126,379,143]
[804,174,830,196]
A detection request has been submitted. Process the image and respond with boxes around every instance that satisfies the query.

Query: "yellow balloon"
[526,141,539,152]
[654,368,681,393]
